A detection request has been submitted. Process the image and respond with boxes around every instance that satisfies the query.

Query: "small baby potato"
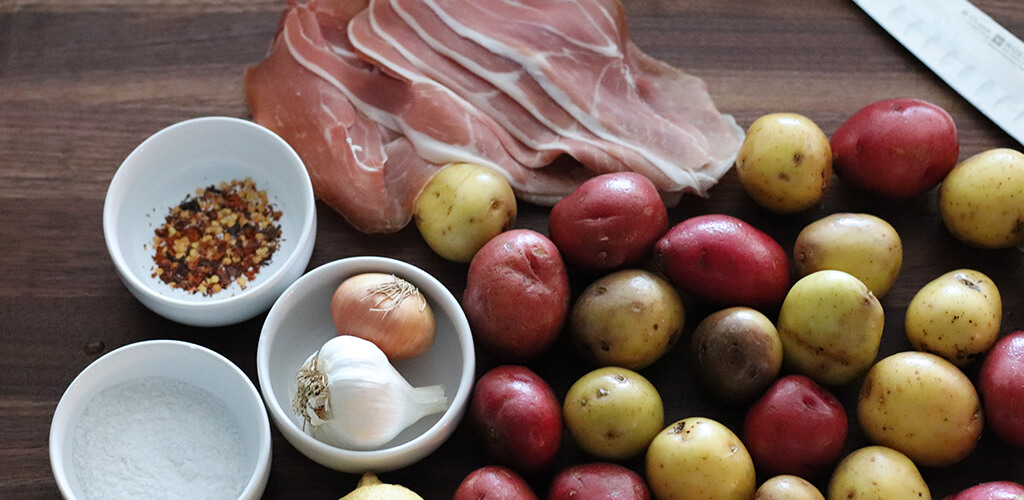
[569,269,684,370]
[548,463,651,500]
[563,367,664,461]
[755,475,825,500]
[453,466,537,500]
[548,172,668,272]
[905,269,1002,366]
[857,351,983,467]
[464,230,570,362]
[646,418,756,500]
[827,446,931,500]
[939,148,1024,249]
[793,213,902,298]
[690,307,783,403]
[413,162,517,263]
[777,270,884,386]
[736,113,833,213]
[469,365,562,474]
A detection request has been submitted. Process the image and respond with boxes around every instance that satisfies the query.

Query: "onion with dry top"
[330,273,436,360]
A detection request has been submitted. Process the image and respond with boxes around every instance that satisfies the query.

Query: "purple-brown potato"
[979,331,1024,449]
[831,97,959,199]
[548,463,651,500]
[548,172,668,272]
[944,481,1024,500]
[453,465,538,500]
[463,229,570,362]
[469,366,563,474]
[653,214,791,310]
[743,375,848,478]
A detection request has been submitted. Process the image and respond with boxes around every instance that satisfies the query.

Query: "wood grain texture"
[2,0,1023,498]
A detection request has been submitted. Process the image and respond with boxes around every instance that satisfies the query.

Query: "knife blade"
[853,0,1024,146]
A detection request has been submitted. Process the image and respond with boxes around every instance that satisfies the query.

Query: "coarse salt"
[72,376,251,500]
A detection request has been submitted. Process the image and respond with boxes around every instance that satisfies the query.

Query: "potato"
[569,269,684,370]
[831,98,959,199]
[690,307,783,403]
[793,213,902,297]
[645,417,756,500]
[469,366,562,474]
[939,148,1024,248]
[945,481,1024,500]
[562,367,663,460]
[548,172,668,272]
[463,229,570,362]
[413,162,517,262]
[826,446,930,500]
[857,351,983,467]
[979,331,1024,449]
[777,270,884,386]
[755,475,825,500]
[548,463,651,500]
[453,466,537,500]
[905,269,1002,366]
[743,375,847,478]
[654,214,791,310]
[736,113,833,213]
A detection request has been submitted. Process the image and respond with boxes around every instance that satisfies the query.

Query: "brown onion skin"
[330,273,436,360]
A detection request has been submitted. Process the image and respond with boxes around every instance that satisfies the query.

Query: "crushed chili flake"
[150,178,282,296]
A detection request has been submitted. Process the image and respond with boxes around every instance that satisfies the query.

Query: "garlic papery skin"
[292,335,448,450]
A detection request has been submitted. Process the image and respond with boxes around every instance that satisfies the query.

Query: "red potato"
[944,481,1024,500]
[979,331,1024,449]
[548,172,668,272]
[548,463,651,500]
[463,229,570,362]
[831,97,959,199]
[469,366,563,474]
[653,214,791,310]
[742,375,848,478]
[453,466,538,500]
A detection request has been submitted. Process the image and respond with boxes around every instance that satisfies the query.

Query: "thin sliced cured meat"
[246,0,589,232]
[378,0,742,194]
[246,0,743,233]
[246,1,433,233]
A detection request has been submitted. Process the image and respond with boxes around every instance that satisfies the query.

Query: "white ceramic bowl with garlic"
[256,256,475,474]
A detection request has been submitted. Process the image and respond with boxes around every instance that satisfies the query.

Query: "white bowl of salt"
[49,340,271,500]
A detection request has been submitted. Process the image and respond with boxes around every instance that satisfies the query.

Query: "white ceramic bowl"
[257,256,475,474]
[49,340,272,499]
[103,116,317,327]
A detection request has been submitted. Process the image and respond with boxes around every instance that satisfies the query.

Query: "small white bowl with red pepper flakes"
[103,116,317,327]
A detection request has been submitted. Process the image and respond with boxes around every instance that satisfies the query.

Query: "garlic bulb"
[292,335,447,450]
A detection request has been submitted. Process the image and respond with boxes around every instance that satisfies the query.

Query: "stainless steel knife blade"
[853,0,1024,146]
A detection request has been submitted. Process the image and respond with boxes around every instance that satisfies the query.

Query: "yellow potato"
[645,417,755,500]
[905,269,1002,366]
[413,162,516,263]
[736,113,833,213]
[793,213,902,297]
[826,446,930,500]
[569,269,685,370]
[755,475,825,500]
[857,351,983,467]
[562,367,664,460]
[776,270,884,386]
[939,148,1024,249]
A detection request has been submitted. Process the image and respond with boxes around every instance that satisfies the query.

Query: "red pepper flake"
[150,178,282,296]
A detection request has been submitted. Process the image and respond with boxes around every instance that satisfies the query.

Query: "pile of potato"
[411,98,1024,499]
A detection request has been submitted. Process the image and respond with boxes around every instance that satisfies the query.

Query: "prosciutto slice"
[245,0,743,233]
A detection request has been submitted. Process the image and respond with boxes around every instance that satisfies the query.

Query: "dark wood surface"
[3,0,1023,498]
